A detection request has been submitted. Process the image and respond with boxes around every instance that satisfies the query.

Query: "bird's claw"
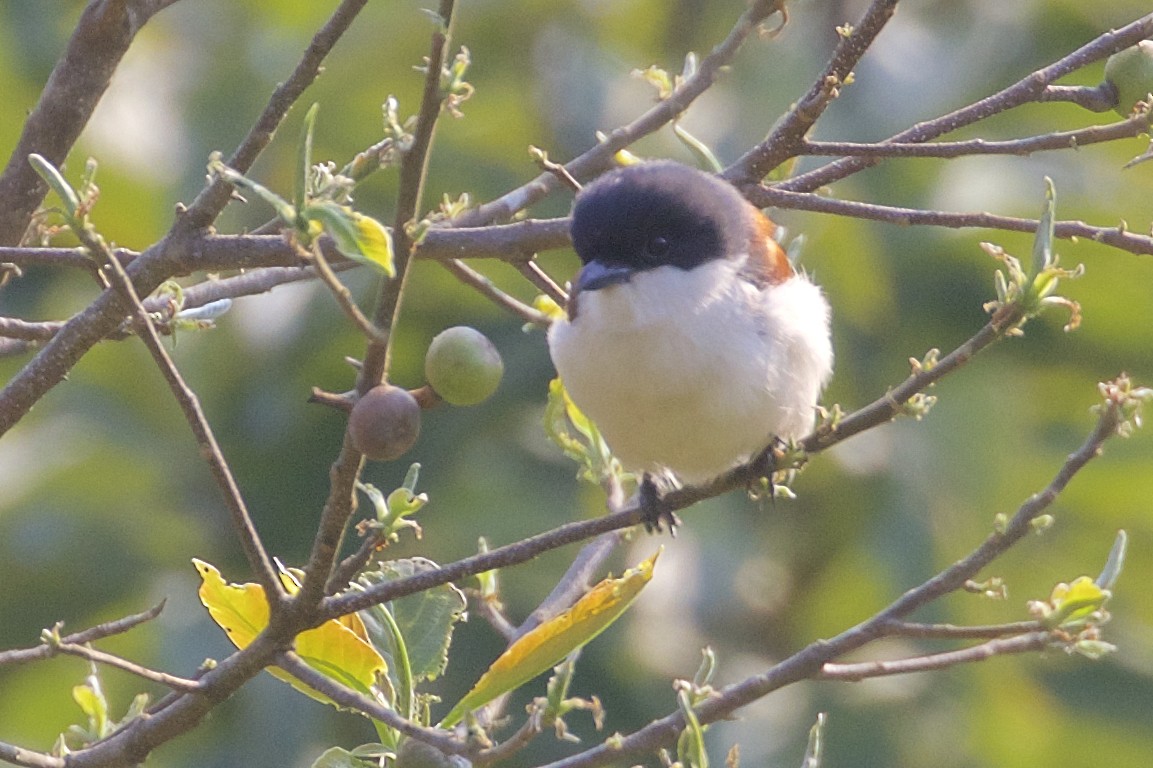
[639,473,681,536]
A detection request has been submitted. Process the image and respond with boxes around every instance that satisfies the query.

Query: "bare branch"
[442,259,552,326]
[1041,83,1120,112]
[799,113,1150,158]
[274,652,469,756]
[0,317,65,342]
[878,619,1043,640]
[818,632,1052,681]
[0,0,180,245]
[533,401,1123,768]
[0,603,165,667]
[0,742,62,768]
[92,224,282,601]
[178,0,371,231]
[775,13,1153,193]
[747,187,1153,256]
[726,0,901,184]
[50,642,200,692]
[294,0,462,617]
[306,242,388,344]
[457,0,787,227]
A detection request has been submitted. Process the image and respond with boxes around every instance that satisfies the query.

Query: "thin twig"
[0,317,65,341]
[747,187,1153,256]
[878,619,1043,640]
[0,742,62,768]
[513,259,568,307]
[51,642,201,692]
[326,528,388,595]
[1041,83,1120,112]
[726,0,901,184]
[818,632,1052,681]
[799,114,1150,158]
[471,591,519,643]
[0,602,165,667]
[774,13,1153,194]
[178,0,371,232]
[474,717,544,767]
[442,259,552,325]
[274,652,469,755]
[295,0,460,616]
[534,403,1123,768]
[307,241,387,343]
[91,228,282,601]
[456,0,785,227]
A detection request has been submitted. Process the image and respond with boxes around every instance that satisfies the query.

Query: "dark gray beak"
[574,260,634,293]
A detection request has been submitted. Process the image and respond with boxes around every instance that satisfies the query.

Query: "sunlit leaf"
[439,550,659,727]
[305,200,396,276]
[193,559,388,706]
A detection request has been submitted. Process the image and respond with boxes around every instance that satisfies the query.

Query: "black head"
[568,161,754,292]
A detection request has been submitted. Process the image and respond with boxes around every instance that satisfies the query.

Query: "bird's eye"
[646,235,670,258]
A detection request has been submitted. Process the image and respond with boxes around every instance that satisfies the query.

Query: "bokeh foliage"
[1,0,1151,766]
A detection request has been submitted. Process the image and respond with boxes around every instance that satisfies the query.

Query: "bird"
[547,161,833,524]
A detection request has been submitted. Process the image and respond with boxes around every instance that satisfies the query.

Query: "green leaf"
[72,679,109,738]
[1030,176,1056,277]
[28,153,81,220]
[359,560,466,686]
[1096,529,1128,590]
[310,746,379,768]
[297,103,320,212]
[544,377,620,484]
[304,200,396,276]
[802,712,828,768]
[440,550,659,727]
[209,154,299,227]
[673,122,722,174]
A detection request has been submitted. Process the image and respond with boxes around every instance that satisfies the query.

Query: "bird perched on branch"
[547,161,833,526]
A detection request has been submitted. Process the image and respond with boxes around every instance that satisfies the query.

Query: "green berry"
[349,385,421,461]
[424,326,504,406]
[1105,40,1153,116]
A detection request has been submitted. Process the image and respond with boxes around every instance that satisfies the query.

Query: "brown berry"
[348,384,421,461]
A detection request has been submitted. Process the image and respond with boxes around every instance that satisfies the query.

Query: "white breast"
[547,259,832,483]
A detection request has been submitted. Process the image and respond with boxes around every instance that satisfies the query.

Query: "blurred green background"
[1,0,1152,766]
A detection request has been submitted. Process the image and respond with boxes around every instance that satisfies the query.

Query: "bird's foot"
[639,472,681,536]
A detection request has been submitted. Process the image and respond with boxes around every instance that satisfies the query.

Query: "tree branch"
[294,0,460,618]
[532,398,1123,768]
[774,13,1153,194]
[799,113,1150,158]
[456,0,786,227]
[817,632,1053,681]
[726,0,901,185]
[93,226,282,599]
[746,187,1153,256]
[50,641,200,692]
[0,0,182,245]
[0,603,165,667]
[275,652,470,755]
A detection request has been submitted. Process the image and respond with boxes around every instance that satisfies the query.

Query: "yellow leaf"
[440,550,659,727]
[304,201,395,276]
[193,559,387,706]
